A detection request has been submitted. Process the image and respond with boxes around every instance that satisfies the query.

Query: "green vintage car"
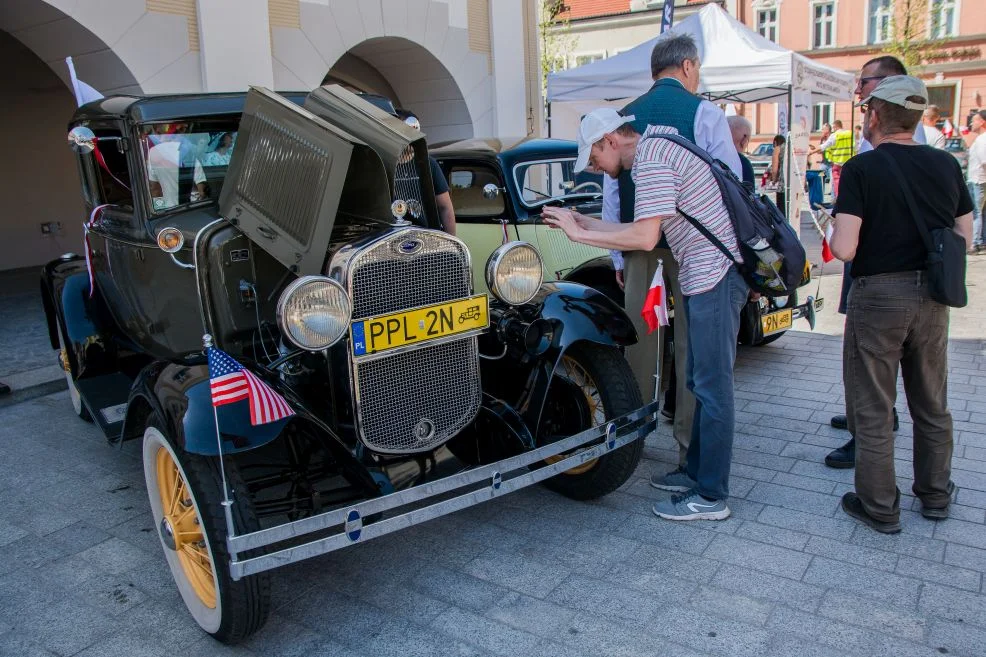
[432,138,821,346]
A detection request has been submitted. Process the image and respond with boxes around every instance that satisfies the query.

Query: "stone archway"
[270,0,495,144]
[325,36,474,145]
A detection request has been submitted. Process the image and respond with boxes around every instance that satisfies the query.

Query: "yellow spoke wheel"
[545,355,605,475]
[155,446,217,609]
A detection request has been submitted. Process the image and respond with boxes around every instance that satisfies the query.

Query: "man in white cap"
[828,75,973,533]
[542,108,748,522]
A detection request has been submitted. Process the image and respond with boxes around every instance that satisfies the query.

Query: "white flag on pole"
[66,56,104,107]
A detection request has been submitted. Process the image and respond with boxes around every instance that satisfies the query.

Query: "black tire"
[143,420,270,644]
[538,343,644,500]
[754,332,786,346]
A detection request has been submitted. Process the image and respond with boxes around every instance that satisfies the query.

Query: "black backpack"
[650,133,807,297]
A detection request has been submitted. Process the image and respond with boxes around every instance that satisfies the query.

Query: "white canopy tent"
[546,4,854,109]
[545,4,855,228]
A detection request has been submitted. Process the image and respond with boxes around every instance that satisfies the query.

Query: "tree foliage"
[883,0,949,68]
[539,0,579,96]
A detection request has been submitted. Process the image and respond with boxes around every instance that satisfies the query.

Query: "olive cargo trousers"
[844,271,954,523]
[625,248,696,465]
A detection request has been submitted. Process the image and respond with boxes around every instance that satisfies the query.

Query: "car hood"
[219,85,434,276]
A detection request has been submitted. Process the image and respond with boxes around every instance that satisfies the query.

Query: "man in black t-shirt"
[402,113,457,235]
[828,76,974,534]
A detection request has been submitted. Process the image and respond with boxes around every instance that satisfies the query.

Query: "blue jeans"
[969,181,985,248]
[681,267,749,500]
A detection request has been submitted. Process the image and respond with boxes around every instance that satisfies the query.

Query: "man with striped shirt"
[543,108,748,521]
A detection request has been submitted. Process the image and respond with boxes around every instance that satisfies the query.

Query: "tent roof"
[546,4,854,104]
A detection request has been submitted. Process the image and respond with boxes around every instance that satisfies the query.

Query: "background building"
[1,0,541,271]
[738,0,985,147]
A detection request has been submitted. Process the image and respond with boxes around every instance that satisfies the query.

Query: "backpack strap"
[645,132,741,264]
[676,206,741,265]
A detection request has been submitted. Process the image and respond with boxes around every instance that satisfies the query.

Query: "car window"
[445,164,505,217]
[513,158,603,208]
[752,144,774,156]
[90,128,134,208]
[139,120,240,214]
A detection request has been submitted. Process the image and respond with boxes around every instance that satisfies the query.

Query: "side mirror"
[67,126,96,154]
[482,183,500,200]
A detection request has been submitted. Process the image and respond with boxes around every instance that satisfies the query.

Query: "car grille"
[349,230,480,453]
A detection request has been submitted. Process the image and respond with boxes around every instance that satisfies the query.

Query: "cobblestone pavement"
[1,329,985,657]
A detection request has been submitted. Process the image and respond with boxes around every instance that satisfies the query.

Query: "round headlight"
[485,242,544,306]
[276,276,352,351]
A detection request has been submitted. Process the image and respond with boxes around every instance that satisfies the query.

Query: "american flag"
[207,347,295,426]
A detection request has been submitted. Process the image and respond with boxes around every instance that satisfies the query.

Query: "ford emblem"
[399,239,422,255]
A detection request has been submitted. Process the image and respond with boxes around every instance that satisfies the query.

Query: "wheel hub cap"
[159,517,177,551]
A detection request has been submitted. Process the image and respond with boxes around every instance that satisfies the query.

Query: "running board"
[227,401,659,580]
[75,373,133,439]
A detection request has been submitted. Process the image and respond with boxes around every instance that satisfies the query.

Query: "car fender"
[40,255,115,377]
[562,256,623,306]
[503,281,637,432]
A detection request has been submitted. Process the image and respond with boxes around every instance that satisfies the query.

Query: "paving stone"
[430,606,544,656]
[918,583,986,628]
[408,564,513,614]
[70,631,168,657]
[75,536,153,576]
[765,605,875,655]
[242,614,361,657]
[944,543,986,573]
[647,605,774,657]
[745,482,842,516]
[756,505,856,541]
[802,557,923,608]
[703,534,812,580]
[804,535,898,572]
[485,592,579,639]
[463,547,571,599]
[896,555,982,592]
[689,585,774,627]
[558,613,708,657]
[849,525,947,562]
[769,471,838,495]
[816,590,930,643]
[927,620,986,657]
[546,573,671,623]
[0,632,60,657]
[933,517,986,549]
[710,563,825,614]
[611,512,718,555]
[734,519,810,551]
[764,634,855,657]
[607,542,719,586]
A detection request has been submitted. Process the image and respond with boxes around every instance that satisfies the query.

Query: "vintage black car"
[431,138,821,346]
[42,86,657,642]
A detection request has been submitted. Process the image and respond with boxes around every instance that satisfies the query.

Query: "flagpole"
[654,258,663,405]
[204,333,237,543]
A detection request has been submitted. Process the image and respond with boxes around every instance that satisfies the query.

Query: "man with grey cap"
[543,107,748,522]
[827,75,973,533]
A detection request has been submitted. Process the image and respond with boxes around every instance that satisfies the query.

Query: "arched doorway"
[324,36,473,145]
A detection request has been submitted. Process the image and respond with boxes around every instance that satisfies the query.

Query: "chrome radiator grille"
[350,231,471,319]
[394,145,424,220]
[348,230,480,454]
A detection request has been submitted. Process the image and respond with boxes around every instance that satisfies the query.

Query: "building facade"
[738,0,986,146]
[1,0,541,271]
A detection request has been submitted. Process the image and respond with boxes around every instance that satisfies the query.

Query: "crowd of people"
[543,33,975,535]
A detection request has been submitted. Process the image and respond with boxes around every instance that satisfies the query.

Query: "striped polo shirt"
[632,125,742,296]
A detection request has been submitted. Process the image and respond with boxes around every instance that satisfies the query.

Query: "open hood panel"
[219,87,355,275]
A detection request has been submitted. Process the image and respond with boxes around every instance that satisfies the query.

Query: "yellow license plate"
[761,308,793,336]
[350,295,489,357]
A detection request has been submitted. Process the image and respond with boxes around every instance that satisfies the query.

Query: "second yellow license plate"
[351,295,489,357]
[761,308,793,336]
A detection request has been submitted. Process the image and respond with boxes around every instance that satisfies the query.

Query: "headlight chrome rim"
[276,276,352,351]
[485,241,544,306]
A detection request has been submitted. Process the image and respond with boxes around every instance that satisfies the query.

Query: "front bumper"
[226,401,659,579]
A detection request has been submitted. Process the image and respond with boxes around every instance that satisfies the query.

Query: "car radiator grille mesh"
[234,111,332,245]
[349,230,480,453]
[354,339,482,453]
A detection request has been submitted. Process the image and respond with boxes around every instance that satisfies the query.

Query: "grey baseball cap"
[859,75,928,110]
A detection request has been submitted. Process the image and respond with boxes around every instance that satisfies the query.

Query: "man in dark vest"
[601,33,741,492]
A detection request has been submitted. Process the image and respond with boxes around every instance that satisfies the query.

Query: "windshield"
[752,143,774,157]
[513,158,603,208]
[139,118,241,213]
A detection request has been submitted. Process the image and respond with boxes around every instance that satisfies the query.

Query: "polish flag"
[821,222,835,263]
[942,119,955,138]
[641,261,669,333]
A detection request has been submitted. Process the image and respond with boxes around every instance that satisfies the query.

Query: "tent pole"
[547,101,552,138]
[787,86,794,225]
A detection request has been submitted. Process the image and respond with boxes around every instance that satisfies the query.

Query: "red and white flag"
[208,347,295,426]
[641,261,669,333]
[820,221,835,263]
[943,119,955,138]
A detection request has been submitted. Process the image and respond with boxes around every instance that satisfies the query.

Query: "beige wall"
[0,31,85,271]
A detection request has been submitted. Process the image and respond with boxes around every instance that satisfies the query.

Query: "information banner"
[788,88,812,235]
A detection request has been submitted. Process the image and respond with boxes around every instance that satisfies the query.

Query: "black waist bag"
[879,150,967,308]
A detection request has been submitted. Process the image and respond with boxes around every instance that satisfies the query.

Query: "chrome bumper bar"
[227,401,659,580]
[792,295,824,330]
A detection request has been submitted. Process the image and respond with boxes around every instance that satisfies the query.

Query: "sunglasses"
[857,75,887,87]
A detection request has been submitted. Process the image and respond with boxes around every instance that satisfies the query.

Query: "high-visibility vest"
[829,129,855,165]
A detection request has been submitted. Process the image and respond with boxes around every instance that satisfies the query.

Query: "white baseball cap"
[574,108,635,173]
[859,75,928,110]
